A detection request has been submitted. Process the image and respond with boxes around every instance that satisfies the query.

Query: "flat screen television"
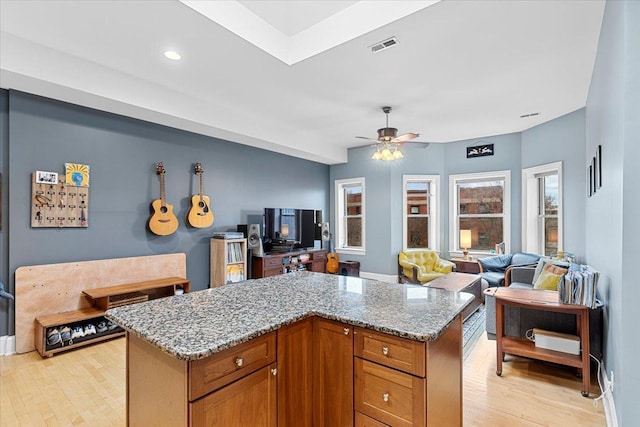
[263,208,316,251]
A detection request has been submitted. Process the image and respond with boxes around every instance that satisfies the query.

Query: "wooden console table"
[485,287,591,396]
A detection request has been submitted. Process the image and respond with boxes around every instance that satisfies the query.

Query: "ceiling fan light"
[381,148,393,161]
[371,151,382,160]
[393,149,404,159]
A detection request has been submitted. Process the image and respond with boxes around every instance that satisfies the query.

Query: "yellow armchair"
[398,250,455,284]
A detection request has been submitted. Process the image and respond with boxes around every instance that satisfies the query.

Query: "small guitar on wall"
[326,233,339,274]
[148,162,179,236]
[187,162,214,228]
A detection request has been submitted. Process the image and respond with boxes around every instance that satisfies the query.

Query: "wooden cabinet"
[313,318,354,427]
[190,363,277,427]
[252,249,326,278]
[128,332,276,427]
[277,318,313,427]
[449,258,481,274]
[353,318,462,427]
[126,316,462,427]
[210,238,247,287]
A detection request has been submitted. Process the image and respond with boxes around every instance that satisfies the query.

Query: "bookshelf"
[210,238,248,287]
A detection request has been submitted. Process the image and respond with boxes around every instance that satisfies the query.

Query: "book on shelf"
[559,264,599,308]
[226,264,245,283]
[226,242,244,264]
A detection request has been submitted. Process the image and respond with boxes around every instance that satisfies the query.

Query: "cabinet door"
[313,318,354,427]
[277,318,313,427]
[190,363,277,427]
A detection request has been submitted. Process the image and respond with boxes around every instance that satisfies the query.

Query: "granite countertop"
[106,272,473,361]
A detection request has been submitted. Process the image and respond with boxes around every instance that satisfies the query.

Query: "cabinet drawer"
[354,328,425,377]
[355,411,389,427]
[189,332,276,401]
[264,267,283,277]
[264,257,282,268]
[355,359,425,427]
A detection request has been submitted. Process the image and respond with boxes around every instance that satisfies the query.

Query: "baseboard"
[599,365,618,427]
[359,271,398,284]
[0,335,16,356]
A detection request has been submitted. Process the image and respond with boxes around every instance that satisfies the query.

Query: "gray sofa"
[485,266,603,358]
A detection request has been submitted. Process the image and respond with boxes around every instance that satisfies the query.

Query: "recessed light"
[164,50,182,61]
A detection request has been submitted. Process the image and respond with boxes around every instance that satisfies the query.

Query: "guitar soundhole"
[198,201,206,208]
[160,206,168,214]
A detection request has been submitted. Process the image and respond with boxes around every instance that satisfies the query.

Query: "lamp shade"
[548,228,558,243]
[281,224,289,237]
[460,229,472,249]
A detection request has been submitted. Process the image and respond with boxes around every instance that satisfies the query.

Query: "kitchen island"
[106,271,473,427]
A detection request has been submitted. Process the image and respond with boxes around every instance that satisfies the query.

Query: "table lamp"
[460,229,472,260]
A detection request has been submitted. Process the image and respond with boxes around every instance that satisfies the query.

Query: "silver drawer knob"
[235,357,244,367]
[343,328,350,335]
[382,393,390,402]
[382,346,389,356]
[271,368,277,376]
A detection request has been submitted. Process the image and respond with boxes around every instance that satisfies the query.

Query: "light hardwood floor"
[1,332,605,426]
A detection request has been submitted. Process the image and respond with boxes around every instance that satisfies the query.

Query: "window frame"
[522,162,563,255]
[335,177,366,255]
[449,170,511,256]
[402,175,440,252]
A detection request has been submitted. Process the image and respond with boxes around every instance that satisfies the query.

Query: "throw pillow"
[532,264,568,290]
[533,269,563,290]
[532,257,570,283]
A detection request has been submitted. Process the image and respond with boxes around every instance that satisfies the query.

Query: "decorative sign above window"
[466,143,494,159]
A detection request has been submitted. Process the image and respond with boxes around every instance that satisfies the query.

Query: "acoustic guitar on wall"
[186,162,214,228]
[326,233,339,274]
[148,162,179,236]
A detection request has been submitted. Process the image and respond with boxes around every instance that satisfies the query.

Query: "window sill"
[336,248,365,257]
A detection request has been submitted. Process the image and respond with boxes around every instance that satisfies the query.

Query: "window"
[522,162,562,256]
[449,171,511,255]
[335,178,365,254]
[403,175,440,251]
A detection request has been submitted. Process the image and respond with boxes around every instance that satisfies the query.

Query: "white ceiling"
[0,0,605,165]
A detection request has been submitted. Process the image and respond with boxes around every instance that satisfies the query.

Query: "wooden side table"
[449,258,481,274]
[485,287,591,397]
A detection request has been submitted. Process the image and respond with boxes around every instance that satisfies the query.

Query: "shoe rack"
[34,277,190,357]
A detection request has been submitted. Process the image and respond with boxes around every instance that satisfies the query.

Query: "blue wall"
[0,90,8,336]
[0,90,329,336]
[522,109,587,260]
[585,1,640,424]
[332,112,586,276]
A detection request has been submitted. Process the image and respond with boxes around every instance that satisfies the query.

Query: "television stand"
[252,248,327,278]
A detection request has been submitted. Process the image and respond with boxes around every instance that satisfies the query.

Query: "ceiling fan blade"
[356,136,380,142]
[391,132,420,143]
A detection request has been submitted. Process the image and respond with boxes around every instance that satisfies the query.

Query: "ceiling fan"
[356,106,429,161]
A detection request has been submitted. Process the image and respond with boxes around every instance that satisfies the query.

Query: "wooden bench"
[34,276,190,357]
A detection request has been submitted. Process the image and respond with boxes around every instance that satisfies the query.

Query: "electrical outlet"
[609,371,614,391]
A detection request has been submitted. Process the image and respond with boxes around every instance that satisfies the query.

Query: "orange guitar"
[186,163,214,228]
[326,234,339,273]
[148,162,179,236]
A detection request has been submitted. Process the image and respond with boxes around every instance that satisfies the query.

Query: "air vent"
[520,112,541,118]
[370,37,398,53]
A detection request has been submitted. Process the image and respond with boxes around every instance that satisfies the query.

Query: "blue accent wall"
[522,109,586,260]
[585,1,640,424]
[0,90,329,336]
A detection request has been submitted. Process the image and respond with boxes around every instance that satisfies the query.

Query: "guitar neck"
[160,174,167,206]
[199,171,204,201]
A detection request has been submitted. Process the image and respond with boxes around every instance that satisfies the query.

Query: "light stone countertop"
[105,271,473,361]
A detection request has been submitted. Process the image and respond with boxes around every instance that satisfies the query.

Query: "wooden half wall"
[15,253,186,354]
